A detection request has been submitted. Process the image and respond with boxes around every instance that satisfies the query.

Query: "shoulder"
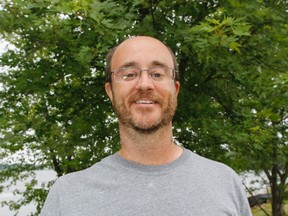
[54,154,117,187]
[184,148,246,195]
[184,149,251,215]
[184,148,241,180]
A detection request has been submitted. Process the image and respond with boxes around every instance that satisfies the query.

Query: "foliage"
[0,0,287,215]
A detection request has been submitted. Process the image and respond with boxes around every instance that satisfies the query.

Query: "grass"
[251,201,288,216]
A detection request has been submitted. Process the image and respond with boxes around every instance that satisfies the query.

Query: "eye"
[123,73,137,79]
[150,67,166,79]
[152,73,163,78]
[121,68,139,81]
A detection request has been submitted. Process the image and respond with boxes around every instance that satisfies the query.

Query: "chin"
[130,116,171,134]
[131,123,163,134]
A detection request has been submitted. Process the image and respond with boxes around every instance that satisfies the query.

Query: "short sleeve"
[40,179,61,216]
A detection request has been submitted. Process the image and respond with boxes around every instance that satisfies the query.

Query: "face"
[105,36,180,133]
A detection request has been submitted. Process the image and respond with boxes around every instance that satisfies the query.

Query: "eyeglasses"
[111,66,177,82]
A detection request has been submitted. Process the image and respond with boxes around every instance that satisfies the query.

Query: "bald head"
[105,36,179,82]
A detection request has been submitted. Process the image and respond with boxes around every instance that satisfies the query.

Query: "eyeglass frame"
[110,66,178,83]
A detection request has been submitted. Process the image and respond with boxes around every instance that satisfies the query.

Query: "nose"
[135,69,155,91]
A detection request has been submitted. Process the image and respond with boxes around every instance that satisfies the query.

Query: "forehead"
[111,37,174,69]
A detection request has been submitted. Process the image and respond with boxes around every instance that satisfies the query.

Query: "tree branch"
[242,181,270,216]
[149,0,157,30]
[264,169,272,183]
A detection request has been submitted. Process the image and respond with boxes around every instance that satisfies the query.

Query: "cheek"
[112,86,133,104]
[157,85,177,99]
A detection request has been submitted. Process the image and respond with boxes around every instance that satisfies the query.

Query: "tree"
[215,2,288,215]
[0,0,129,213]
[0,0,287,215]
[176,1,288,215]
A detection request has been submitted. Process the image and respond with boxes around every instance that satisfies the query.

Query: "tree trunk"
[269,147,286,216]
[271,175,286,216]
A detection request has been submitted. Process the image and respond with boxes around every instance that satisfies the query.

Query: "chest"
[59,174,240,216]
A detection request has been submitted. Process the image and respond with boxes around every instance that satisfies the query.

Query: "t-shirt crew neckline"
[112,148,190,174]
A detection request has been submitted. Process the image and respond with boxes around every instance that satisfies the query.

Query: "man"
[41,36,252,216]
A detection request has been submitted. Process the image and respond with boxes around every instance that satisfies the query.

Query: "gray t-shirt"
[41,148,251,216]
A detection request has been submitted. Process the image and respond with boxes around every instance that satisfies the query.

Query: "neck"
[118,123,183,165]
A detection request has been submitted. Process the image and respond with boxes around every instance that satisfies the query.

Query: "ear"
[175,81,180,96]
[105,82,113,101]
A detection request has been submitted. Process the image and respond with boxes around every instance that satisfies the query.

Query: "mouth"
[135,100,156,104]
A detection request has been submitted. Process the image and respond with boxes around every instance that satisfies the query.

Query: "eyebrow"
[150,60,170,68]
[119,61,138,68]
[119,60,170,69]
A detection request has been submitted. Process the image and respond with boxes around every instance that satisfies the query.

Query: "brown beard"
[112,91,177,134]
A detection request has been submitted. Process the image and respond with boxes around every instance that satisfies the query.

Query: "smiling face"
[105,36,180,134]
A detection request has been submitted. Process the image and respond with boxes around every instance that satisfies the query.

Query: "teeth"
[136,100,154,104]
